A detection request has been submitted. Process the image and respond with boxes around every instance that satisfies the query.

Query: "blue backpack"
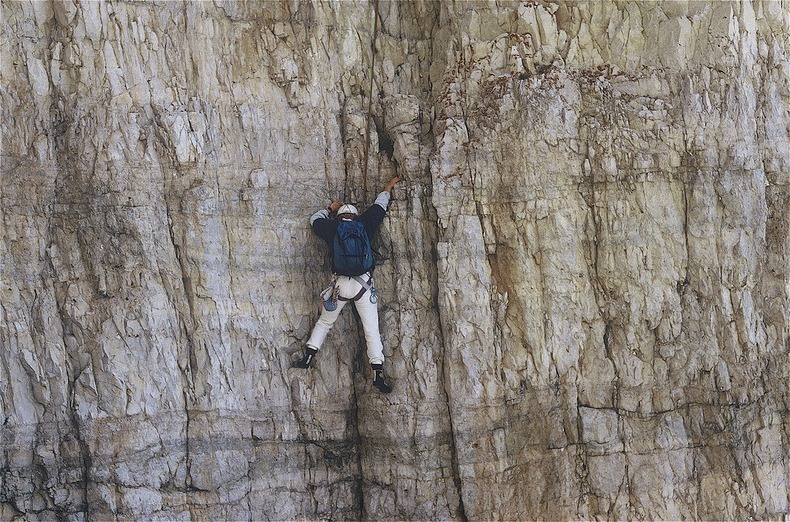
[333,220,374,276]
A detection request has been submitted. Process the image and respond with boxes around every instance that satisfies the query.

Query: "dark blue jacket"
[311,197,389,273]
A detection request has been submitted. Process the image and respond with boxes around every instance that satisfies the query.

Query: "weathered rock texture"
[1,0,788,519]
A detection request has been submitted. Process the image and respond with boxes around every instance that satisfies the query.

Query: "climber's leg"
[294,297,349,368]
[306,298,349,351]
[353,293,384,366]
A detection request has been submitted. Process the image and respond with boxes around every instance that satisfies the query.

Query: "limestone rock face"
[1,1,787,520]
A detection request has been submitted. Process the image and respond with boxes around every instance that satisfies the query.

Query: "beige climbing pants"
[306,273,384,365]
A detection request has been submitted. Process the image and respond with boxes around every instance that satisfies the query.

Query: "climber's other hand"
[385,177,400,192]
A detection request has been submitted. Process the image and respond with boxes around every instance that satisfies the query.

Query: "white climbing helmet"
[337,204,359,216]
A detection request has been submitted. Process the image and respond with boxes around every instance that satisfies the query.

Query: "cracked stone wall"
[1,0,787,520]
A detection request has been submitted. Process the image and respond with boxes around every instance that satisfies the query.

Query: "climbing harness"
[360,0,380,211]
[320,273,377,311]
[348,275,377,304]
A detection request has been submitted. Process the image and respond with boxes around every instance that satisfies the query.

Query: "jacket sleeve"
[310,209,338,246]
[310,208,329,225]
[373,191,391,210]
[359,193,389,236]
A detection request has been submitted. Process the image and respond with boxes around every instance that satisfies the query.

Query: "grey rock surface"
[1,0,787,520]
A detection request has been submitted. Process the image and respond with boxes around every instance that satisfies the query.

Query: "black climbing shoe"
[371,364,392,394]
[292,348,317,369]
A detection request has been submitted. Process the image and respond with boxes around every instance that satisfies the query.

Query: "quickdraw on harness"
[320,273,378,312]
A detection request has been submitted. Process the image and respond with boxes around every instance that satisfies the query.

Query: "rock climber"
[292,177,400,394]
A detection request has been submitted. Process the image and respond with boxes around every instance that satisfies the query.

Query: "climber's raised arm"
[311,200,343,245]
[310,200,342,226]
[360,177,399,234]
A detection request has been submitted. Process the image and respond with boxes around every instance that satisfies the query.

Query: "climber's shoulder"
[312,216,339,245]
[359,204,386,234]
